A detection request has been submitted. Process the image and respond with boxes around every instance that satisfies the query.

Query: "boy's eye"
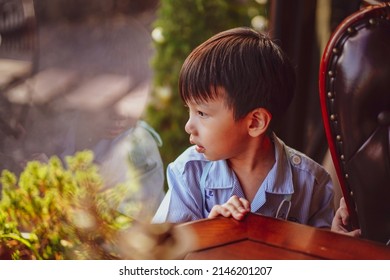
[197,111,205,117]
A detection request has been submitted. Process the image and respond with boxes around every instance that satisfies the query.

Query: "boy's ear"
[247,108,272,137]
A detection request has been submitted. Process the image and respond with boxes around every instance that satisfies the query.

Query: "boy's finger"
[238,197,251,211]
[340,197,347,208]
[208,205,231,218]
[227,196,249,212]
[223,202,247,220]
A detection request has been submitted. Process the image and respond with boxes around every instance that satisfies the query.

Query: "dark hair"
[179,27,296,121]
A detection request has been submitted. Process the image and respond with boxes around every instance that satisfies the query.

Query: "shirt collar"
[203,133,294,196]
[203,159,237,189]
[263,133,294,195]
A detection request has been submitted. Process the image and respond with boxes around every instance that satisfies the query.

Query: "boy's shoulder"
[274,134,329,177]
[287,147,324,171]
[283,145,330,185]
[132,120,163,147]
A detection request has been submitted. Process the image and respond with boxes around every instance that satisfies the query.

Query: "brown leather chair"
[319,2,390,244]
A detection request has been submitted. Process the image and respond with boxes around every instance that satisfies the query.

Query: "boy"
[153,27,334,228]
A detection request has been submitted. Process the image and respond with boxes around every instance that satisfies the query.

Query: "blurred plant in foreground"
[0,151,191,260]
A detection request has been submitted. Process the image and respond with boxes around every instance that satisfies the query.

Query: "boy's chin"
[202,153,221,162]
[102,128,127,139]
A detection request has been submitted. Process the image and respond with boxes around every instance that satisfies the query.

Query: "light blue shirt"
[153,134,334,228]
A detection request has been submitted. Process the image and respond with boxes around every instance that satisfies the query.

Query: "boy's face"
[81,107,137,140]
[185,92,249,161]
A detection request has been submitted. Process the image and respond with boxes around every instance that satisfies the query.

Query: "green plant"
[0,151,182,260]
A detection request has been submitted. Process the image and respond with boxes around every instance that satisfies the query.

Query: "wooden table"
[175,213,390,259]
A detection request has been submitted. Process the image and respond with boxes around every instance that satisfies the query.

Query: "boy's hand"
[208,195,250,220]
[331,197,361,237]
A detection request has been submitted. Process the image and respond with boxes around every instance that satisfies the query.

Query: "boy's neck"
[227,135,275,202]
[228,135,274,171]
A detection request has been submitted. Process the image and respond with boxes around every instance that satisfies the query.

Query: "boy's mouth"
[190,137,205,153]
[105,126,126,138]
[195,144,205,153]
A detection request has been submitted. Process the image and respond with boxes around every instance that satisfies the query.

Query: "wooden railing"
[175,213,390,259]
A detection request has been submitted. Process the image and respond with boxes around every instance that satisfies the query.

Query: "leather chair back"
[319,2,390,244]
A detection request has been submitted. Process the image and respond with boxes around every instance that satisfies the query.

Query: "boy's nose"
[184,118,194,135]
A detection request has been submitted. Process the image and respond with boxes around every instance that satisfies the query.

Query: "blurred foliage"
[145,0,268,177]
[33,0,159,22]
[0,151,180,260]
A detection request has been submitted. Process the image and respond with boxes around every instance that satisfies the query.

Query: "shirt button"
[292,155,301,165]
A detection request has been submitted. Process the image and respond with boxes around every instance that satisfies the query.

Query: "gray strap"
[275,194,292,220]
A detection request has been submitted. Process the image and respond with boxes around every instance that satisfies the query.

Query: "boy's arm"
[152,163,204,223]
[308,172,336,228]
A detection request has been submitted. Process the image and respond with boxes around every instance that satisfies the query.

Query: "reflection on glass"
[0,0,164,220]
[0,0,36,174]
